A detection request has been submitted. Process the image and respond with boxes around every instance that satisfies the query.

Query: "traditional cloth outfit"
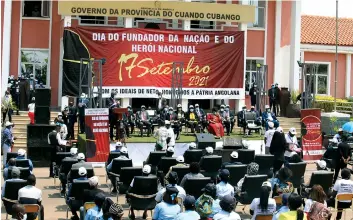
[207,112,224,137]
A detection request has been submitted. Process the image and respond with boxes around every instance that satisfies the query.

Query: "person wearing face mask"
[237,105,248,135]
[123,105,135,137]
[2,90,13,124]
[107,91,118,140]
[268,84,279,116]
[186,105,199,133]
[67,102,77,140]
[154,120,169,150]
[27,97,35,124]
[224,104,236,133]
[195,104,206,132]
[137,105,151,137]
[156,91,167,113]
[219,105,231,136]
[250,106,262,126]
[78,93,89,134]
[174,104,185,140]
[207,108,224,138]
[165,120,176,147]
[284,128,301,161]
[249,84,258,107]
[262,105,279,131]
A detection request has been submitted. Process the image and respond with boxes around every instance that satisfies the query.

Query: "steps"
[277,117,301,133]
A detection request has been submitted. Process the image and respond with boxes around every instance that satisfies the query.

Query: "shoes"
[112,188,117,193]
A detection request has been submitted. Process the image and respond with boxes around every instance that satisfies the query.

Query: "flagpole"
[334,0,338,111]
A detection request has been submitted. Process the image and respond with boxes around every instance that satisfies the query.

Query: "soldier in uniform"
[78,93,89,134]
[67,102,77,140]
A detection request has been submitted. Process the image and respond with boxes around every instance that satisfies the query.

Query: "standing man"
[2,91,13,123]
[2,121,14,167]
[78,93,89,134]
[249,84,257,107]
[274,83,281,116]
[107,91,118,141]
[124,105,135,137]
[48,124,67,177]
[156,91,167,113]
[268,84,279,116]
[28,97,35,124]
[62,106,69,126]
[154,120,169,150]
[11,80,20,115]
[28,74,36,101]
[264,122,275,154]
[165,120,176,147]
[67,102,77,140]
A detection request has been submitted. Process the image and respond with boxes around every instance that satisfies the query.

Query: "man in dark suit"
[123,105,135,138]
[136,105,151,137]
[268,84,279,116]
[195,103,206,132]
[156,91,167,113]
[249,84,258,107]
[237,105,248,134]
[67,102,77,140]
[107,91,119,140]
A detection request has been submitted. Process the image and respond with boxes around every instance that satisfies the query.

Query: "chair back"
[106,152,121,165]
[158,157,177,174]
[171,166,190,184]
[336,193,353,202]
[119,167,143,186]
[4,180,27,200]
[6,152,18,164]
[273,196,282,206]
[184,150,203,164]
[70,180,91,200]
[55,152,72,165]
[245,112,257,121]
[146,151,165,166]
[256,214,273,220]
[254,154,274,176]
[15,159,30,168]
[7,167,31,180]
[23,204,40,213]
[111,158,133,174]
[237,149,255,164]
[287,162,307,188]
[60,158,78,174]
[130,176,158,195]
[70,167,95,180]
[309,171,334,194]
[225,164,247,186]
[184,177,212,199]
[200,156,222,172]
[241,175,268,204]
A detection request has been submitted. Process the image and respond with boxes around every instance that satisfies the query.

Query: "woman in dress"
[207,108,224,138]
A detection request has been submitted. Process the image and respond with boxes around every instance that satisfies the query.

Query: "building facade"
[1,0,351,110]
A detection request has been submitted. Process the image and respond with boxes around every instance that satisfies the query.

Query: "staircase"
[277,117,301,133]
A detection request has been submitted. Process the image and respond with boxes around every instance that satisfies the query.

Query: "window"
[79,16,105,25]
[79,16,124,26]
[20,50,49,86]
[23,1,50,18]
[304,63,329,95]
[245,59,263,92]
[244,0,265,28]
[190,0,215,30]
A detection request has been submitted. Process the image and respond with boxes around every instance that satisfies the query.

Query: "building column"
[346,54,351,98]
[274,0,282,85]
[289,0,301,91]
[1,0,12,95]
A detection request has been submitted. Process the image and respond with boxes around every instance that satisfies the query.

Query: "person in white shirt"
[284,127,301,160]
[213,195,241,220]
[28,97,35,124]
[48,124,68,177]
[216,169,234,200]
[333,128,344,143]
[303,184,327,214]
[264,122,276,154]
[327,168,353,220]
[165,120,175,147]
[250,181,276,220]
[154,120,169,151]
[156,171,186,203]
[18,174,44,220]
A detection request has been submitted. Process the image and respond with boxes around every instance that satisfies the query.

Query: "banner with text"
[84,108,110,162]
[62,27,244,99]
[301,109,323,161]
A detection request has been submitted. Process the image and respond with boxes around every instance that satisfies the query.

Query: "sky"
[301,0,353,18]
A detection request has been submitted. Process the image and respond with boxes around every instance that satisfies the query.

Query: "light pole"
[334,0,338,111]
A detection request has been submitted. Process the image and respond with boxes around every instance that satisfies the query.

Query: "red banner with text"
[64,27,244,99]
[84,108,110,162]
[301,109,323,161]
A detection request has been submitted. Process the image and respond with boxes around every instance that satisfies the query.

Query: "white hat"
[220,105,225,108]
[142,165,152,174]
[265,105,270,109]
[167,146,175,153]
[189,105,194,108]
[177,104,182,108]
[338,128,343,132]
[315,160,327,170]
[189,142,196,149]
[230,151,239,159]
[70,148,78,155]
[289,127,297,135]
[116,142,122,147]
[206,147,214,154]
[5,121,13,127]
[18,149,26,156]
[80,93,86,98]
[165,120,171,125]
[77,153,85,160]
[78,167,87,176]
[58,112,62,116]
[176,156,184,163]
[31,97,35,101]
[195,104,199,107]
[276,127,283,133]
[262,181,272,188]
[88,176,99,186]
[121,147,128,154]
[268,122,274,128]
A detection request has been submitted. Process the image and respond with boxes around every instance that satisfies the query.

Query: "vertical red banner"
[301,109,323,161]
[84,108,110,162]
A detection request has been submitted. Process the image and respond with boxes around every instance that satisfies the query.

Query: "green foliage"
[315,95,352,113]
[346,96,353,102]
[290,90,300,104]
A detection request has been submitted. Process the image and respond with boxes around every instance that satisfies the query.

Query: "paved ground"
[2,164,353,220]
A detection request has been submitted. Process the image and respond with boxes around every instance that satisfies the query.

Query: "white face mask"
[169,111,173,114]
[190,109,194,112]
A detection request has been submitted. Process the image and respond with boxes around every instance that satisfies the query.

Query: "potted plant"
[286,90,301,118]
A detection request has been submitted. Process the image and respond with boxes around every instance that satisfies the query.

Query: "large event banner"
[301,109,323,161]
[84,108,110,162]
[62,27,244,99]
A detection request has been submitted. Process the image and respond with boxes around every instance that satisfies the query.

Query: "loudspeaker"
[35,106,50,124]
[35,88,51,106]
[195,133,216,149]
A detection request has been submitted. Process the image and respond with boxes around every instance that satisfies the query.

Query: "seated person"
[2,167,23,198]
[219,105,231,136]
[333,128,344,143]
[3,158,17,180]
[180,162,204,187]
[315,160,328,171]
[85,193,105,220]
[66,167,88,220]
[213,195,241,220]
[68,147,78,159]
[107,147,129,193]
[166,156,188,181]
[284,128,301,160]
[250,181,276,219]
[284,154,303,168]
[185,105,199,133]
[222,151,242,169]
[152,186,181,220]
[18,174,44,220]
[67,153,92,182]
[175,195,200,220]
[156,171,186,203]
[106,203,124,220]
[278,193,307,220]
[249,106,262,126]
[303,185,327,216]
[195,183,221,218]
[199,147,217,169]
[271,167,294,196]
[83,176,104,204]
[111,142,122,153]
[16,149,34,171]
[165,146,175,157]
[136,105,151,137]
[235,162,259,193]
[216,169,234,199]
[195,103,207,132]
[59,152,80,195]
[273,193,290,220]
[237,105,248,134]
[174,104,185,140]
[207,108,224,138]
[262,105,279,130]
